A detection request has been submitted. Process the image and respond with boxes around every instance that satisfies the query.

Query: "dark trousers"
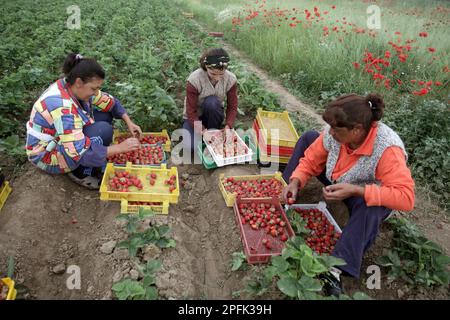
[183,95,224,151]
[283,131,392,278]
[75,110,113,176]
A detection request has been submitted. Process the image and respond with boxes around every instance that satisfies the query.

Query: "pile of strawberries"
[108,145,164,165]
[204,130,248,157]
[108,171,143,192]
[294,208,341,254]
[222,177,284,199]
[237,202,290,250]
[145,173,177,193]
[116,134,167,145]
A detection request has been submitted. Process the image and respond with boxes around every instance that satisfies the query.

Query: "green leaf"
[231,251,246,271]
[352,292,372,300]
[271,256,289,274]
[144,286,158,300]
[143,275,155,287]
[155,238,176,248]
[277,276,300,298]
[145,259,162,275]
[298,275,322,292]
[112,279,146,300]
[434,255,450,268]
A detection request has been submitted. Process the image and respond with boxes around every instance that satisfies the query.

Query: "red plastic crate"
[253,120,295,157]
[233,197,295,264]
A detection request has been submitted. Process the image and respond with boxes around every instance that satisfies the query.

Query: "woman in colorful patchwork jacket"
[182,48,238,151]
[282,93,415,297]
[25,53,142,189]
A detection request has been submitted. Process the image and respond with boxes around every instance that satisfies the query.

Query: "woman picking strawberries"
[282,93,415,296]
[182,48,238,152]
[25,53,142,189]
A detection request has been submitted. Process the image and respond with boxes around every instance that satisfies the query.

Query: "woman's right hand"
[282,178,301,204]
[119,137,140,153]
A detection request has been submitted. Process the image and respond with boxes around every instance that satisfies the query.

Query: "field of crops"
[0,0,449,303]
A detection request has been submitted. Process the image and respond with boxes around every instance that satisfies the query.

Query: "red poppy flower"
[419,32,428,37]
[352,62,360,69]
[323,26,329,31]
[428,47,436,52]
[332,5,336,9]
[397,79,403,85]
[398,54,408,62]
[435,81,442,86]
[410,80,417,83]
[385,51,391,59]
[289,23,297,27]
[413,88,429,96]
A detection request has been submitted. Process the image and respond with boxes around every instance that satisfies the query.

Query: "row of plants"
[178,0,450,205]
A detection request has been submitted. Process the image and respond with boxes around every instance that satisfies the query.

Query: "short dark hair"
[63,53,105,85]
[199,48,229,71]
[322,93,385,132]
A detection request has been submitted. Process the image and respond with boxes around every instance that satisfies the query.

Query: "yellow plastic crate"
[120,200,169,215]
[258,145,290,164]
[256,108,299,148]
[0,181,12,212]
[1,278,17,300]
[218,172,287,207]
[100,163,179,204]
[113,130,171,152]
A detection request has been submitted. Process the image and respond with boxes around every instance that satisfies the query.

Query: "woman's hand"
[322,183,365,201]
[119,137,140,153]
[282,178,301,203]
[122,114,142,139]
[127,121,142,139]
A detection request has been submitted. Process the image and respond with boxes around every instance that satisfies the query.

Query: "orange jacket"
[290,124,415,211]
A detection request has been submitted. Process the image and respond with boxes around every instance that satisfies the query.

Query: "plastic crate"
[108,144,166,167]
[233,197,295,264]
[256,108,299,148]
[120,200,169,215]
[1,278,17,300]
[197,134,257,170]
[219,172,287,207]
[257,145,290,164]
[203,129,253,167]
[253,120,294,157]
[285,201,342,233]
[113,130,171,152]
[99,163,179,204]
[0,181,12,212]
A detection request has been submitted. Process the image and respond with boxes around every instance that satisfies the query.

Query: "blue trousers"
[183,96,224,151]
[76,110,113,173]
[283,131,392,278]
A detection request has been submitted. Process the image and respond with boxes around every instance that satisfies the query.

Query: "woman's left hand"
[322,183,365,201]
[127,121,142,139]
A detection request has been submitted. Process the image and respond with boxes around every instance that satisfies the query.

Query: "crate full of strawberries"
[107,144,166,166]
[113,130,171,152]
[286,202,342,255]
[233,197,295,264]
[203,129,253,167]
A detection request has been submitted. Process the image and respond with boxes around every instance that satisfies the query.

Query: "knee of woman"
[97,122,114,145]
[300,130,320,143]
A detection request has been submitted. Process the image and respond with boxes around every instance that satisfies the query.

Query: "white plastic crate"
[284,201,342,233]
[203,129,253,167]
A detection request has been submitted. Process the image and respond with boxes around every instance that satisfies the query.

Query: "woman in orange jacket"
[282,93,415,296]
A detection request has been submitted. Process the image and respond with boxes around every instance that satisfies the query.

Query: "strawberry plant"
[116,209,176,256]
[377,217,450,287]
[112,259,161,300]
[230,251,248,272]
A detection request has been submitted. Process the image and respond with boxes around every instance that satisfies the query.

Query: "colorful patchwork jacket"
[25,78,124,174]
